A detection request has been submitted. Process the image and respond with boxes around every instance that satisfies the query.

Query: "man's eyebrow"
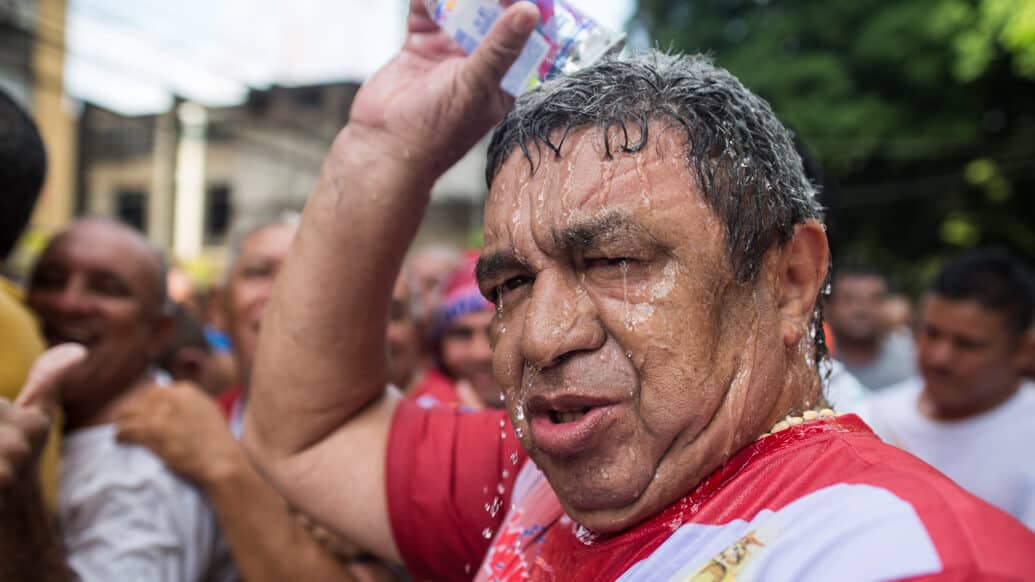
[557,211,655,251]
[476,251,525,285]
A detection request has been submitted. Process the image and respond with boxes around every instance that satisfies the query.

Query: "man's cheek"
[493,340,522,389]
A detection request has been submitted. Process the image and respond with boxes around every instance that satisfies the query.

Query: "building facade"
[79,80,489,276]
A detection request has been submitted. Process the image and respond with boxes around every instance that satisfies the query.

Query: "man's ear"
[169,346,209,385]
[149,309,176,360]
[775,220,830,349]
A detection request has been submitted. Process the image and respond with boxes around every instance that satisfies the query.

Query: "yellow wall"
[30,0,76,233]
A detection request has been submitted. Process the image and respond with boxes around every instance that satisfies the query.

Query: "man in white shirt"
[1,218,236,581]
[826,266,918,391]
[863,248,1035,529]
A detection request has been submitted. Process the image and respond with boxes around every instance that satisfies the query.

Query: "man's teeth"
[550,409,590,424]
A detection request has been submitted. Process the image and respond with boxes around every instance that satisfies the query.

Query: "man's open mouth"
[526,395,623,456]
[46,324,100,347]
[549,408,591,424]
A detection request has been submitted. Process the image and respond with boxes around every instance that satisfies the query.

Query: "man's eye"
[31,268,66,290]
[92,276,130,297]
[586,257,634,270]
[243,265,273,279]
[493,276,533,303]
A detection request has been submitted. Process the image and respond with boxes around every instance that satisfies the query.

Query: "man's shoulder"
[62,425,203,508]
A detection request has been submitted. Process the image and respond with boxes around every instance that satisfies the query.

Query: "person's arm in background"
[0,345,86,582]
[117,383,390,582]
[241,0,538,562]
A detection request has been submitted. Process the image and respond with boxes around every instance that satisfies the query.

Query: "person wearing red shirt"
[243,3,1035,581]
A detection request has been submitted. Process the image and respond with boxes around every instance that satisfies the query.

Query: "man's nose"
[520,270,604,368]
[922,338,953,368]
[51,276,92,315]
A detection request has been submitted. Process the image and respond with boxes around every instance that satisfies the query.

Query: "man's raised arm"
[242,0,538,562]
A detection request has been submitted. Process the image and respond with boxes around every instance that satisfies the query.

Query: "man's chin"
[560,491,661,536]
[542,465,659,534]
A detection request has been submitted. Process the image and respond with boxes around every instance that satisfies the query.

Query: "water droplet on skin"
[621,260,631,328]
[497,483,505,495]
[500,431,507,439]
[486,496,503,517]
[482,527,494,539]
[515,406,525,421]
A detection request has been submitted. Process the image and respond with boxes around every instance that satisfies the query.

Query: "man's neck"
[918,380,1023,422]
[64,374,154,431]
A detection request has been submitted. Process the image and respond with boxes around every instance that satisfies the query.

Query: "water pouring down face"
[477,124,798,534]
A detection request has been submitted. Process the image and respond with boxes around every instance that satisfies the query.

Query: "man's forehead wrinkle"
[552,211,658,255]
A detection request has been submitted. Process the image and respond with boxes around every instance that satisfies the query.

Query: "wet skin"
[478,125,824,534]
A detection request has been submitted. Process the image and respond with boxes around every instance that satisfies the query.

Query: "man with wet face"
[864,249,1035,529]
[827,266,917,391]
[243,3,1035,580]
[8,218,237,581]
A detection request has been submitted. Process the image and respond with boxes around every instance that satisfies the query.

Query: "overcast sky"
[65,0,637,115]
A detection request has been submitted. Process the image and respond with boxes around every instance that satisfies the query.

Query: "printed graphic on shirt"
[618,484,942,582]
[687,531,765,581]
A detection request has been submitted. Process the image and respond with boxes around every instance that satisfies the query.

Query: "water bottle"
[423,0,625,95]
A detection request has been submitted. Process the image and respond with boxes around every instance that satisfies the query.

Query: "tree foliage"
[635,0,1035,292]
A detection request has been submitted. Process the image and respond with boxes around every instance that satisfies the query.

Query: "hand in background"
[344,0,539,179]
[0,344,86,491]
[116,382,241,487]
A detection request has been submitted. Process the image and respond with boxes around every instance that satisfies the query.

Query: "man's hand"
[345,0,539,178]
[115,383,240,487]
[0,344,86,491]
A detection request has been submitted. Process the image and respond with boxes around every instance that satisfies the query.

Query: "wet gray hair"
[486,51,824,283]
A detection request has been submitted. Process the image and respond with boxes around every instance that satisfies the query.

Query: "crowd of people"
[2,2,1035,580]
